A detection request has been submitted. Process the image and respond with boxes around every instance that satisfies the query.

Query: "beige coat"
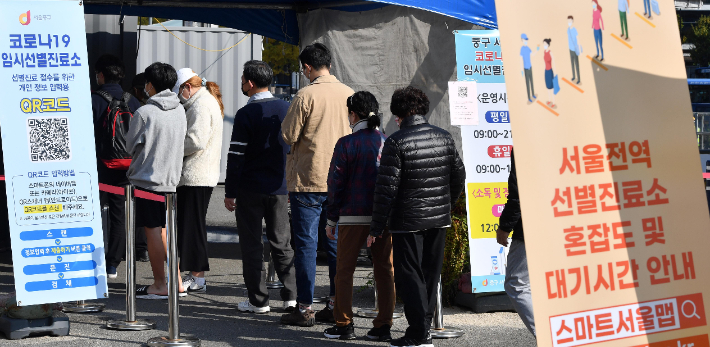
[282,75,354,192]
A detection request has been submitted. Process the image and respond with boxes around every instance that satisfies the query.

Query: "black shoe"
[137,250,149,262]
[389,335,433,347]
[315,305,335,323]
[366,324,392,341]
[323,323,356,340]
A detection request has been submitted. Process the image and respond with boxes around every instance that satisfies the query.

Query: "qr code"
[458,86,468,98]
[27,117,72,162]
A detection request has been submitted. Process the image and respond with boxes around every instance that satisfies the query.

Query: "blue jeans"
[289,192,337,305]
[644,0,651,14]
[594,29,603,59]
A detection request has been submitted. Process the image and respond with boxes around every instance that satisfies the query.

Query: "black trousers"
[177,186,213,272]
[392,228,446,340]
[99,166,147,268]
[236,190,296,307]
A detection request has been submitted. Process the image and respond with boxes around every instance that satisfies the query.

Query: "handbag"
[651,0,660,15]
[553,75,560,95]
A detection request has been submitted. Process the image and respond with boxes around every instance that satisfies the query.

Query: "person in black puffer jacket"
[369,86,465,347]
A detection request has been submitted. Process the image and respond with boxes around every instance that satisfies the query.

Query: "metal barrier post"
[265,258,284,289]
[62,299,104,313]
[106,185,156,330]
[147,193,200,347]
[430,276,464,339]
[356,276,402,319]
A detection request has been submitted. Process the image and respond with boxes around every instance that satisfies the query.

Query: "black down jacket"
[370,115,466,237]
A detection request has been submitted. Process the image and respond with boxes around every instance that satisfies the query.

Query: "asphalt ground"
[0,186,537,346]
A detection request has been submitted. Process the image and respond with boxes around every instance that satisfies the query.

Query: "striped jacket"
[225,97,290,198]
[326,124,386,226]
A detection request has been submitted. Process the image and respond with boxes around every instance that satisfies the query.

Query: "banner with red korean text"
[494,0,710,346]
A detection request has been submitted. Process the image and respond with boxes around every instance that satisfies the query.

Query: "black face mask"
[241,81,250,97]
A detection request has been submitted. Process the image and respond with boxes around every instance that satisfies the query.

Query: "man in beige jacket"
[280,43,354,327]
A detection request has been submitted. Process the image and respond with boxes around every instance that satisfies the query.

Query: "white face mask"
[178,86,190,104]
[544,44,549,49]
[523,40,528,46]
[568,21,573,27]
[144,84,152,99]
[593,3,597,9]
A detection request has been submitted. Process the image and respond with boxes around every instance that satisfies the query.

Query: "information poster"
[456,30,513,293]
[0,0,108,306]
[494,0,710,346]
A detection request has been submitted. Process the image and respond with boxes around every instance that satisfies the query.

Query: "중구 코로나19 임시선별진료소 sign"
[494,0,710,346]
[0,0,108,306]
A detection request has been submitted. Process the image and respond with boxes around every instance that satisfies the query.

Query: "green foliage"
[262,38,299,75]
[678,13,687,43]
[690,15,710,66]
[442,195,469,306]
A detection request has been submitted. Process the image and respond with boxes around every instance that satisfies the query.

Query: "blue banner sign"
[0,0,108,306]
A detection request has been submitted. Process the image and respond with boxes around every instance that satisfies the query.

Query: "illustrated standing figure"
[643,0,653,19]
[567,16,581,85]
[543,39,556,108]
[619,0,629,40]
[592,0,605,61]
[520,33,538,103]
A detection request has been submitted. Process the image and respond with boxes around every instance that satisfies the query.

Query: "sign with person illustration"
[495,0,709,346]
[455,30,513,293]
[0,0,108,306]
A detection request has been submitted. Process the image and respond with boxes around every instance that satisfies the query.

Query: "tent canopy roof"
[83,0,497,44]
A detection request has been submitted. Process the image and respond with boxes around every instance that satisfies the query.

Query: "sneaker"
[315,305,335,323]
[323,323,356,340]
[107,266,117,279]
[238,300,270,314]
[182,274,207,293]
[137,250,150,262]
[389,335,434,347]
[280,308,315,327]
[366,324,392,341]
[283,300,297,312]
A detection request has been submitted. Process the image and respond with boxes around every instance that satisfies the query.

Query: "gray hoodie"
[126,89,187,193]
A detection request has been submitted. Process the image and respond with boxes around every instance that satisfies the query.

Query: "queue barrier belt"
[0,175,165,203]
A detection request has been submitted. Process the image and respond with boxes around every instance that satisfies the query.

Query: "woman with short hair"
[369,86,466,347]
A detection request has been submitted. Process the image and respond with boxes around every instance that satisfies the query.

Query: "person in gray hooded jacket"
[126,62,188,299]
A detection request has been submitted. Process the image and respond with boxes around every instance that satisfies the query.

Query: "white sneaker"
[182,274,207,293]
[238,300,270,314]
[283,300,297,311]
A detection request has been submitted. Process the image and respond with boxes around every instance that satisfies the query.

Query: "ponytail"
[366,112,381,130]
[347,91,380,130]
[205,81,224,117]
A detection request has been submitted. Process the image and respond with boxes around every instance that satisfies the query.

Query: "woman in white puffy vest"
[173,68,224,293]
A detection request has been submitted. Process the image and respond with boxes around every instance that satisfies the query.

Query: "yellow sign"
[24,204,62,214]
[495,0,710,346]
[467,182,509,239]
